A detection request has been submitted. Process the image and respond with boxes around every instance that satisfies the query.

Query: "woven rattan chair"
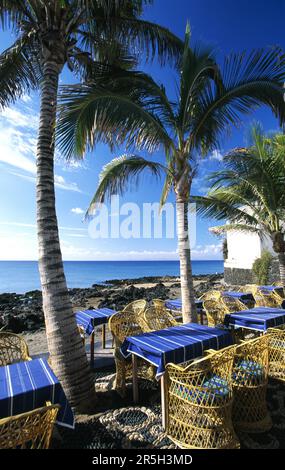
[142,306,179,332]
[108,308,154,396]
[232,335,271,432]
[203,299,226,327]
[165,345,239,449]
[0,401,60,449]
[0,332,31,366]
[253,286,282,308]
[198,290,222,302]
[267,327,285,382]
[220,295,248,314]
[153,298,183,322]
[122,299,148,324]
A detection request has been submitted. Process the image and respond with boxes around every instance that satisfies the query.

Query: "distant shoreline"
[0,259,224,294]
[0,273,224,335]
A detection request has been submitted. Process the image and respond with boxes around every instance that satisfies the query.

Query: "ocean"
[0,260,224,294]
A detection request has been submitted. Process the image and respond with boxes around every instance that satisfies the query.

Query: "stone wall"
[224,267,254,285]
[224,257,280,285]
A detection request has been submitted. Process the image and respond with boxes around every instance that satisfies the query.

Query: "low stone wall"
[224,258,281,285]
[224,267,253,285]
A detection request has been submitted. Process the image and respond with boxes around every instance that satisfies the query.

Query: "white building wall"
[224,230,275,270]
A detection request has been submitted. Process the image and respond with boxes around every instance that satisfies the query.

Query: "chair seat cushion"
[173,374,230,405]
[233,360,265,385]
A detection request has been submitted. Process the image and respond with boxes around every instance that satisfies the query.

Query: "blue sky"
[0,0,284,261]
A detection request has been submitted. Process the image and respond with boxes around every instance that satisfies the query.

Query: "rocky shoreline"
[0,273,224,334]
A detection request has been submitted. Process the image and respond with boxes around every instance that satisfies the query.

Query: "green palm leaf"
[87,154,166,216]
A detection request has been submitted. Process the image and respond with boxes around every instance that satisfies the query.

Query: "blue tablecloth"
[121,323,233,377]
[224,306,285,332]
[76,308,116,335]
[259,285,280,292]
[165,299,203,311]
[0,358,74,428]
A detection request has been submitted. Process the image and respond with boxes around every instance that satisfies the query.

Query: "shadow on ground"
[52,372,285,449]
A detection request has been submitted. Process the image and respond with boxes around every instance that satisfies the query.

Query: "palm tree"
[193,125,285,287]
[0,0,182,410]
[57,25,285,323]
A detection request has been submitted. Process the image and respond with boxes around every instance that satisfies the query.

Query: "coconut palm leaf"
[57,80,174,159]
[187,48,285,153]
[87,154,166,215]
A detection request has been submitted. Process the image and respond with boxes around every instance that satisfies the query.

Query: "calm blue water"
[0,260,224,294]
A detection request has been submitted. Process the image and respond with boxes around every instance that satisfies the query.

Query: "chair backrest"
[165,345,238,449]
[0,332,30,367]
[108,309,145,345]
[252,286,280,308]
[199,290,222,301]
[203,299,226,327]
[152,299,166,309]
[233,335,269,387]
[0,402,60,449]
[221,295,247,313]
[143,306,178,332]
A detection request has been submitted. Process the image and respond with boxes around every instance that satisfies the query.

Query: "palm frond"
[188,47,285,153]
[57,79,174,159]
[0,32,41,108]
[87,154,166,216]
[192,194,259,227]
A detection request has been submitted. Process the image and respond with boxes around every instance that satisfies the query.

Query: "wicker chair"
[152,299,166,309]
[153,298,183,322]
[108,308,154,396]
[232,335,271,432]
[203,299,226,328]
[0,402,60,449]
[165,345,239,449]
[251,286,282,308]
[142,306,179,332]
[122,299,148,324]
[267,327,285,382]
[0,332,31,366]
[220,295,248,314]
[198,290,222,302]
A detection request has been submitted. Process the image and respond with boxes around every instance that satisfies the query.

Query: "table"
[165,299,204,323]
[224,306,285,332]
[121,323,233,427]
[0,358,74,428]
[76,308,116,366]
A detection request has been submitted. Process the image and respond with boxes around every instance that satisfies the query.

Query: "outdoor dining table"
[120,322,233,428]
[224,306,285,332]
[76,307,116,366]
[0,358,74,428]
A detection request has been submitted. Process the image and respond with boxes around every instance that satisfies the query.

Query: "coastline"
[0,274,224,346]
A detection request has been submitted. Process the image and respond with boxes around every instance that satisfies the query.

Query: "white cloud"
[21,95,32,104]
[0,105,82,192]
[71,207,85,215]
[1,107,39,130]
[209,150,223,161]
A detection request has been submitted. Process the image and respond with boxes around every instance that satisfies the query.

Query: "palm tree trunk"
[36,59,96,411]
[277,253,285,287]
[176,196,198,323]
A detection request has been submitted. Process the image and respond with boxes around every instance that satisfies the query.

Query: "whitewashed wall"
[225,230,275,270]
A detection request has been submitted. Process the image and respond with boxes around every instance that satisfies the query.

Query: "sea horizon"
[0,259,224,294]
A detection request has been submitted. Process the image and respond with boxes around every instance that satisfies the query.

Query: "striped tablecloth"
[76,308,116,335]
[224,306,285,332]
[121,323,233,377]
[165,299,203,311]
[0,358,74,428]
